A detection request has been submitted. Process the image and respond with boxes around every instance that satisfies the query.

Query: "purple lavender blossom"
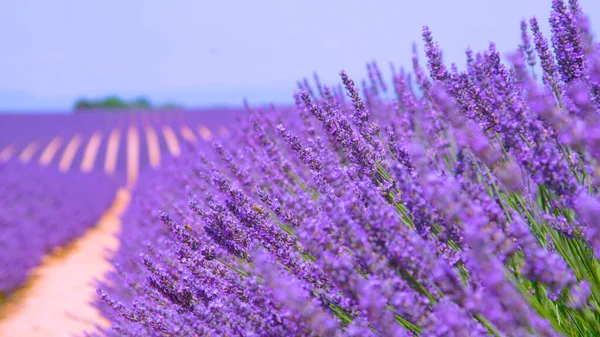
[90,2,600,336]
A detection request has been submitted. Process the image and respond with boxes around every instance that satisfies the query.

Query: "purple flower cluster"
[93,1,600,336]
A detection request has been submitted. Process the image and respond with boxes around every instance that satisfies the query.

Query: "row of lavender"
[0,162,117,294]
[93,1,600,336]
[0,110,236,296]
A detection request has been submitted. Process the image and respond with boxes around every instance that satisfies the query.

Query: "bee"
[251,204,263,214]
[184,224,193,232]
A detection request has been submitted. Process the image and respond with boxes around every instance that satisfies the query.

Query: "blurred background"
[1,0,599,112]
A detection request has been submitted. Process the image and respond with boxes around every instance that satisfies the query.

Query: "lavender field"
[3,0,600,336]
[0,111,236,185]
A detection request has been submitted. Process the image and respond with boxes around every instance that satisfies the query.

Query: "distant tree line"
[73,96,181,111]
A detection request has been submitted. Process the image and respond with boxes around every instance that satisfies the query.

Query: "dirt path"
[0,187,131,337]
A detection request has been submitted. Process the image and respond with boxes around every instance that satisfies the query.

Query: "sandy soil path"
[0,187,131,337]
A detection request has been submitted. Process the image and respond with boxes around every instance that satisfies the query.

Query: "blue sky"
[1,0,599,111]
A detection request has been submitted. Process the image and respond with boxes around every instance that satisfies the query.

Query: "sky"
[1,0,599,112]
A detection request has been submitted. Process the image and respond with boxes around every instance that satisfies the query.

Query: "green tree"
[73,96,157,111]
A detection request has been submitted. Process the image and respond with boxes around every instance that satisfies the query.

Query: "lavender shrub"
[93,1,600,336]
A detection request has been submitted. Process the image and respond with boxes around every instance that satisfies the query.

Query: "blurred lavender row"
[0,162,116,293]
